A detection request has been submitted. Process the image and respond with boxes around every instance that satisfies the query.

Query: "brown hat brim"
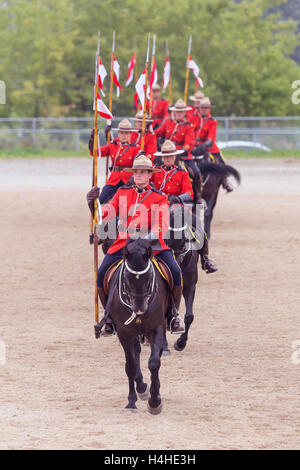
[125,165,160,172]
[112,128,136,132]
[154,149,185,157]
[133,117,153,123]
[168,105,192,112]
[189,96,205,101]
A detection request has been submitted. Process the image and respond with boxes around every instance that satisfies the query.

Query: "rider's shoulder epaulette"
[112,139,118,145]
[120,183,135,189]
[177,166,187,172]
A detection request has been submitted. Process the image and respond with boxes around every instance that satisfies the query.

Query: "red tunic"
[195,116,220,154]
[154,119,195,160]
[130,131,157,161]
[151,165,194,199]
[186,107,202,136]
[101,184,169,254]
[151,99,169,129]
[99,140,140,185]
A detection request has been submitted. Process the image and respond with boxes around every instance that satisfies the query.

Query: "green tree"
[0,0,299,117]
[0,0,76,117]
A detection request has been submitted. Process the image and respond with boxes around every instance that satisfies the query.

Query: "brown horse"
[100,237,170,414]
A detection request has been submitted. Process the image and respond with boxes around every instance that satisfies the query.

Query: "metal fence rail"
[0,117,300,151]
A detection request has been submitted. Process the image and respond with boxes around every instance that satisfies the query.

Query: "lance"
[134,37,138,83]
[166,39,172,105]
[149,34,156,118]
[90,32,100,245]
[141,34,151,151]
[106,30,115,183]
[92,38,100,326]
[184,35,192,104]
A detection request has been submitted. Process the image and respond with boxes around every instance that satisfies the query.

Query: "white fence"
[0,116,300,151]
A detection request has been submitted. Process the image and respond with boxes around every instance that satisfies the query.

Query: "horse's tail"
[198,162,241,186]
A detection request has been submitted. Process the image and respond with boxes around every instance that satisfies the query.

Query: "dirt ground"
[0,157,300,450]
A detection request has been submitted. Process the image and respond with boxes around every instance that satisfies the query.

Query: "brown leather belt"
[112,166,128,172]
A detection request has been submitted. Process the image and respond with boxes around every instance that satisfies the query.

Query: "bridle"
[119,260,156,324]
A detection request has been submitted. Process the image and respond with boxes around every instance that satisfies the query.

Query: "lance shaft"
[106,31,115,182]
[141,34,150,151]
[149,35,156,118]
[184,35,192,104]
[93,51,99,324]
[90,33,100,243]
[134,37,138,83]
[166,40,172,105]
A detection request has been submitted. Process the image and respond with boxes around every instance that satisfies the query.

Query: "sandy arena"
[0,157,300,450]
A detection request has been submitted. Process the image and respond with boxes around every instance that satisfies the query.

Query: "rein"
[119,261,156,325]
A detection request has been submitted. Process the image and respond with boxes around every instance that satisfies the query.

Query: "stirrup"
[169,316,185,335]
[101,318,116,337]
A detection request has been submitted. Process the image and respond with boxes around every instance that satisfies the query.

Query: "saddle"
[103,257,174,295]
[103,259,123,295]
[152,258,174,290]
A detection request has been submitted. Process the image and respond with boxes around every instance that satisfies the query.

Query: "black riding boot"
[199,239,218,274]
[98,287,115,336]
[167,285,185,334]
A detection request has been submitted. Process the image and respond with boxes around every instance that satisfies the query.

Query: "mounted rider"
[88,119,140,204]
[191,97,233,193]
[131,111,157,161]
[154,98,202,200]
[150,84,169,130]
[186,90,205,133]
[152,140,218,274]
[87,154,185,336]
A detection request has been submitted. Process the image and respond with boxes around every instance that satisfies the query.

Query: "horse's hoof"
[137,385,149,401]
[124,405,138,413]
[162,348,171,357]
[174,340,186,351]
[147,401,162,415]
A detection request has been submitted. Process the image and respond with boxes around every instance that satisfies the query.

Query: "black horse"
[195,158,241,239]
[103,237,170,414]
[164,204,200,352]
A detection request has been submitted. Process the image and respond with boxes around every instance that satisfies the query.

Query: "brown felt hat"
[154,140,185,158]
[189,90,205,102]
[199,97,214,108]
[169,98,192,112]
[125,154,160,172]
[134,110,153,123]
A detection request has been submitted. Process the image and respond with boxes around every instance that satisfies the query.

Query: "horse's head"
[122,238,154,314]
[167,204,188,255]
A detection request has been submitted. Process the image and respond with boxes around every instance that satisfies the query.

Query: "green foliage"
[0,0,299,118]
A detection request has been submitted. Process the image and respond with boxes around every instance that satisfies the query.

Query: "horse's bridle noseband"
[119,261,156,324]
